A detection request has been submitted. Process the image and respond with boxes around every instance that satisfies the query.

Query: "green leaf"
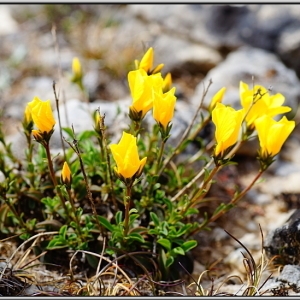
[148,229,159,235]
[98,216,114,232]
[129,213,139,224]
[157,238,171,251]
[76,207,83,218]
[171,246,185,256]
[59,225,68,239]
[47,237,68,250]
[70,221,77,229]
[159,248,167,268]
[129,226,147,234]
[78,130,97,140]
[129,208,138,214]
[169,224,193,238]
[181,240,197,252]
[166,256,174,268]
[160,221,169,236]
[20,233,31,240]
[213,203,234,216]
[153,183,161,190]
[115,211,123,224]
[62,127,74,139]
[105,248,115,256]
[185,207,199,216]
[127,232,145,243]
[150,212,160,227]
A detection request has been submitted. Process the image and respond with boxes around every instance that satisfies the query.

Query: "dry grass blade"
[0,231,58,281]
[69,249,134,295]
[224,226,272,296]
[0,268,29,296]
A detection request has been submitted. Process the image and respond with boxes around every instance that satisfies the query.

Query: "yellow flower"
[24,104,33,124]
[22,104,34,133]
[27,97,56,133]
[128,69,164,120]
[110,132,147,180]
[61,161,72,186]
[72,57,82,81]
[153,87,177,130]
[162,72,172,93]
[254,115,295,158]
[208,87,226,112]
[212,103,245,157]
[240,81,291,128]
[136,47,164,74]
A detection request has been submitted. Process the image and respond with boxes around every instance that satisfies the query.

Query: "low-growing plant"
[0,47,296,284]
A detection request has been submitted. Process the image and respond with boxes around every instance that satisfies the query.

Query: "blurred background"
[1,4,300,134]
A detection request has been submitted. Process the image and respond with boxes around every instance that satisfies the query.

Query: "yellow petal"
[32,129,43,140]
[209,87,226,112]
[255,115,295,157]
[28,97,56,133]
[139,47,153,73]
[62,161,72,184]
[152,63,164,74]
[153,87,176,129]
[110,132,147,179]
[128,70,163,118]
[163,72,172,92]
[72,57,82,78]
[240,82,291,129]
[212,103,244,157]
[24,104,33,123]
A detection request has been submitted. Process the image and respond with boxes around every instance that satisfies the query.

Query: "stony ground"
[1,4,300,296]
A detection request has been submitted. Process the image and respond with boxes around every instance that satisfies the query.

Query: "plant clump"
[0,47,296,296]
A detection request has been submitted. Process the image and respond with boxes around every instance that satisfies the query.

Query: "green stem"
[131,120,142,137]
[148,139,166,198]
[44,142,68,216]
[25,132,33,164]
[44,142,57,186]
[24,132,35,187]
[123,185,132,237]
[95,110,113,194]
[188,158,265,237]
[66,187,84,241]
[188,115,211,142]
[171,157,214,203]
[156,140,166,174]
[63,133,103,233]
[157,80,213,178]
[97,137,107,183]
[3,197,27,231]
[53,82,67,161]
[208,169,264,224]
[189,163,222,207]
[98,116,116,208]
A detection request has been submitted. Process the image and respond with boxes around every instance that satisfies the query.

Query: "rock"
[149,34,223,76]
[278,26,300,78]
[260,171,300,197]
[263,265,300,295]
[52,96,195,148]
[264,209,300,265]
[127,5,248,49]
[0,5,18,35]
[278,265,300,288]
[50,98,131,149]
